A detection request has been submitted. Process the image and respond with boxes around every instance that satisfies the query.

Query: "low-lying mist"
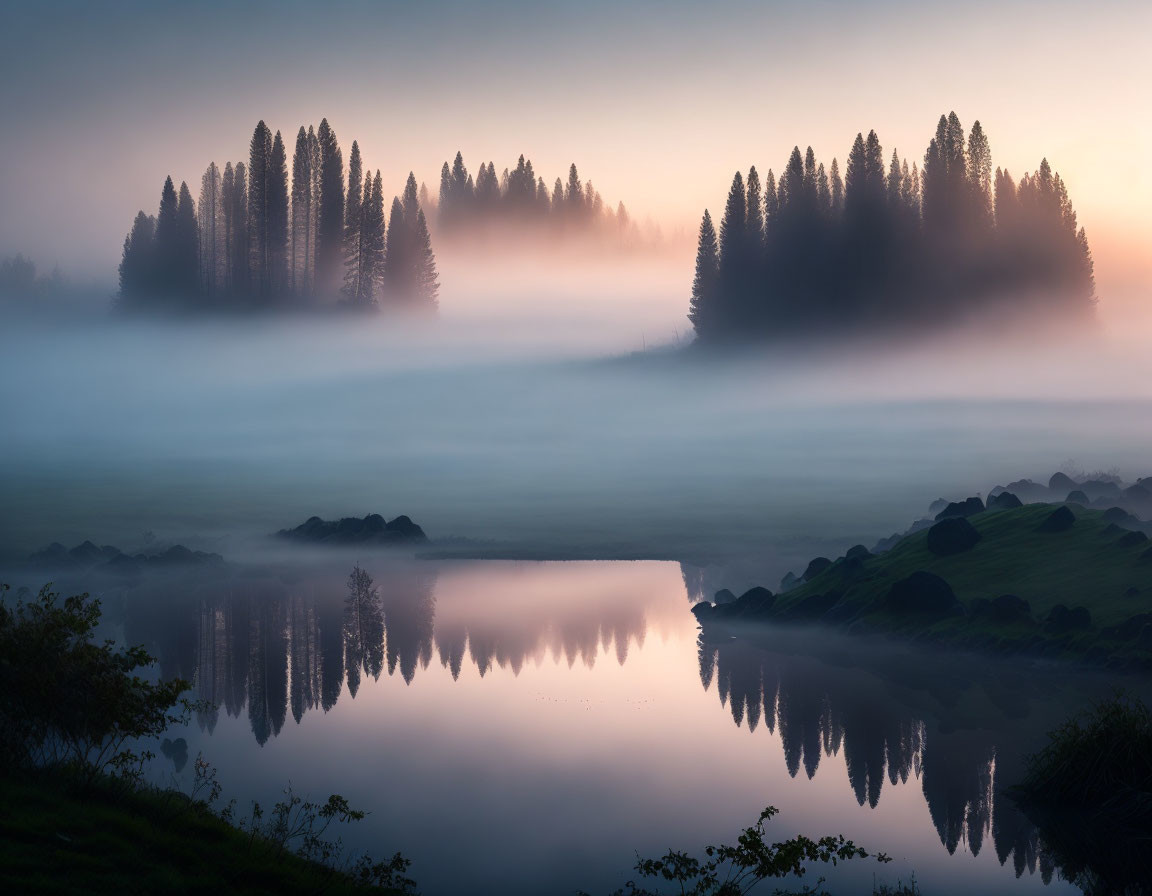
[2,263,1151,575]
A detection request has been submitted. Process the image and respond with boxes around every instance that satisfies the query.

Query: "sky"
[1,0,1149,306]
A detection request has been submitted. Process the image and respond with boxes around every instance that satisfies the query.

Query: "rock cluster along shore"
[276,513,428,545]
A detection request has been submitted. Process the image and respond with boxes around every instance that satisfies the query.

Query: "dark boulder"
[1102,613,1152,641]
[802,557,832,582]
[1118,530,1149,548]
[887,571,960,616]
[736,586,776,613]
[1046,604,1092,633]
[989,594,1031,623]
[988,491,1023,510]
[1037,505,1076,533]
[789,590,843,620]
[1102,506,1138,525]
[934,497,985,520]
[1049,472,1079,493]
[1002,478,1048,501]
[278,513,428,545]
[690,602,714,619]
[713,588,737,605]
[1065,490,1089,505]
[385,515,426,539]
[926,517,981,556]
[1081,479,1121,499]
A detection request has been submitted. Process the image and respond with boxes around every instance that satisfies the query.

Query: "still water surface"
[69,557,1123,895]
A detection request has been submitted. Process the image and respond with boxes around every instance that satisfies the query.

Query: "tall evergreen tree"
[383,196,406,296]
[716,171,747,331]
[290,127,312,293]
[343,140,363,294]
[967,120,993,227]
[267,130,289,298]
[565,164,584,218]
[316,118,345,293]
[175,181,200,298]
[360,170,386,306]
[688,209,719,336]
[829,159,844,215]
[745,167,763,246]
[231,162,250,295]
[152,176,182,300]
[197,162,222,297]
[247,120,272,297]
[221,162,236,292]
[412,209,439,311]
[763,170,779,230]
[118,211,155,306]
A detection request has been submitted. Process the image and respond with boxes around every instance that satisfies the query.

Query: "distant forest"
[118,119,438,313]
[432,152,646,245]
[689,113,1096,341]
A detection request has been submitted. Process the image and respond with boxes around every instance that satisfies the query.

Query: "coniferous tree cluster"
[434,151,640,244]
[118,119,438,314]
[689,113,1096,342]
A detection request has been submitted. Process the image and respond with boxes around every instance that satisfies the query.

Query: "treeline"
[434,152,642,243]
[118,119,438,314]
[689,112,1096,341]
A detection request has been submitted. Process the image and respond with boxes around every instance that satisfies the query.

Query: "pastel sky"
[1,0,1148,298]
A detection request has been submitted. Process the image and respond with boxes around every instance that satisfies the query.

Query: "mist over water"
[3,267,1152,574]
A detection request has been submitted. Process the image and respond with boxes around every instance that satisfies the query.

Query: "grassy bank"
[0,768,403,895]
[697,503,1152,666]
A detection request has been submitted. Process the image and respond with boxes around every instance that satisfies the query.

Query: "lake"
[44,554,1125,896]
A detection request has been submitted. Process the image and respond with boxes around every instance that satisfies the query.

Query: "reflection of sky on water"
[96,558,1093,896]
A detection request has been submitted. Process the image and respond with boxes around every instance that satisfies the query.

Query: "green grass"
[0,770,401,895]
[753,503,1152,662]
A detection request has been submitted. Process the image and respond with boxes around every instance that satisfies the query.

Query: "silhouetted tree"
[688,209,719,336]
[247,121,272,298]
[342,140,363,300]
[118,211,155,306]
[316,118,345,293]
[267,130,289,298]
[197,163,222,297]
[174,181,200,297]
[290,127,312,293]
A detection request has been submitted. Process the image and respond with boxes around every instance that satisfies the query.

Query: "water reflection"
[14,556,1144,893]
[105,560,658,747]
[695,628,1149,884]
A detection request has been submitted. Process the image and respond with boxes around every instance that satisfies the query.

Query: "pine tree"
[745,166,763,246]
[781,148,804,214]
[829,159,844,215]
[816,163,830,213]
[118,211,155,306]
[967,120,993,227]
[197,162,222,298]
[412,209,439,311]
[438,161,452,225]
[175,181,200,298]
[316,118,345,293]
[247,120,272,297]
[290,127,312,293]
[716,171,747,331]
[342,140,363,298]
[763,170,779,230]
[565,164,584,218]
[154,176,180,298]
[383,196,406,296]
[688,209,719,336]
[231,162,250,295]
[222,162,236,292]
[267,131,289,298]
[360,170,386,306]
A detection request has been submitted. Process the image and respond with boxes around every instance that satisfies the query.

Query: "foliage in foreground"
[586,805,893,896]
[1014,693,1152,896]
[0,583,415,893]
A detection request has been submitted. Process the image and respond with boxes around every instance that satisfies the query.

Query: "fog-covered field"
[4,272,1152,581]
